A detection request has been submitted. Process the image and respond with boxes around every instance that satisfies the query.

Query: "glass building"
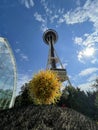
[0,37,17,109]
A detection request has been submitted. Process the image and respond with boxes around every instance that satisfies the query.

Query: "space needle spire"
[43,29,72,86]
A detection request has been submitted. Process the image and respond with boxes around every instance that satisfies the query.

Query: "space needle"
[43,29,72,86]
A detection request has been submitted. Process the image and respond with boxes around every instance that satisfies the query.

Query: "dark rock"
[0,105,97,130]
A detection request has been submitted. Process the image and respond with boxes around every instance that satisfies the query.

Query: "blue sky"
[0,0,98,93]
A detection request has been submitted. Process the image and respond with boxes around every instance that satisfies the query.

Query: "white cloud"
[34,12,48,32]
[66,9,88,24]
[75,33,98,63]
[74,37,83,45]
[41,0,52,16]
[87,73,97,82]
[58,0,98,29]
[20,53,29,61]
[79,67,98,76]
[34,12,45,23]
[33,0,98,33]
[58,6,88,24]
[30,0,34,7]
[15,49,21,53]
[81,32,98,47]
[77,46,95,62]
[91,58,98,64]
[41,23,48,32]
[50,15,59,23]
[15,48,29,61]
[82,47,95,57]
[36,0,51,32]
[53,0,98,63]
[34,1,64,31]
[78,82,96,92]
[20,0,34,8]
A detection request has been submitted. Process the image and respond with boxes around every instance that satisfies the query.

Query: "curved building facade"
[0,37,17,109]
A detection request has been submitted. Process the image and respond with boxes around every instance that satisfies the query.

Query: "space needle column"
[43,29,58,69]
[48,34,56,68]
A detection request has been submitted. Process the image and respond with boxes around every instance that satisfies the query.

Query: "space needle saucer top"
[0,37,17,109]
[43,29,58,45]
